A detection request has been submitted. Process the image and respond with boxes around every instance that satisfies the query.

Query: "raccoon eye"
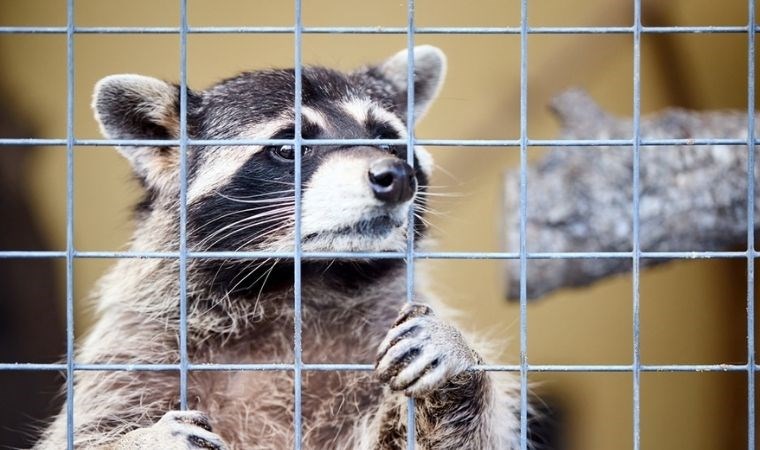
[267,144,311,162]
[272,145,295,161]
[375,139,399,157]
[374,137,394,154]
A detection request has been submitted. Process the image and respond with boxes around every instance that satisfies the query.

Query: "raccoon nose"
[368,158,416,204]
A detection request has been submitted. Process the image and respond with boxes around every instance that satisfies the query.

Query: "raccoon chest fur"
[189,364,382,449]
[185,281,401,449]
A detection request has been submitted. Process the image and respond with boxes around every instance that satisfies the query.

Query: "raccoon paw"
[114,410,228,450]
[375,302,478,397]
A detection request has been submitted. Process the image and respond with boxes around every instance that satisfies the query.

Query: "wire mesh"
[0,1,757,449]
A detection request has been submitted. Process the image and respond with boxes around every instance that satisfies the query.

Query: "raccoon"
[35,46,522,449]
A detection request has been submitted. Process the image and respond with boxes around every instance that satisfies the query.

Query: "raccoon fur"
[34,46,522,449]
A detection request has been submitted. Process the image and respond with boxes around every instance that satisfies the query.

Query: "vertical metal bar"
[293,0,304,447]
[178,0,190,410]
[404,3,416,311]
[632,0,643,449]
[65,0,75,447]
[518,0,529,447]
[746,0,756,448]
[405,1,417,447]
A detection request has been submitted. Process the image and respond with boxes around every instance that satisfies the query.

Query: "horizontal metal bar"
[526,364,754,373]
[0,363,67,371]
[0,362,755,372]
[0,137,753,148]
[0,25,754,35]
[0,250,753,260]
[0,251,68,258]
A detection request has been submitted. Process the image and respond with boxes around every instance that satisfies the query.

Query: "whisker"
[198,208,294,249]
[229,257,272,289]
[197,206,294,244]
[237,177,296,186]
[216,193,297,205]
[431,163,462,184]
[215,188,295,200]
[414,202,444,214]
[195,202,296,230]
[231,222,293,253]
[422,184,457,190]
[413,212,433,225]
[204,215,294,250]
[321,258,338,274]
[252,259,281,301]
[414,212,444,234]
[416,191,463,198]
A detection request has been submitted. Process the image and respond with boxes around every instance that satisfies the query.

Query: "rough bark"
[504,89,758,299]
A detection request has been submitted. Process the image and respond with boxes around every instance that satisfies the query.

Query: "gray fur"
[34,47,522,450]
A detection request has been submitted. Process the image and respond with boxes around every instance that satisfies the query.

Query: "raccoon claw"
[115,410,228,450]
[376,303,477,397]
[159,410,214,432]
[392,302,434,326]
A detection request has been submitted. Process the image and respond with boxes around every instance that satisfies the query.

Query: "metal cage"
[0,1,756,449]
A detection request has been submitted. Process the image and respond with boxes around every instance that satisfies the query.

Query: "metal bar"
[405,1,417,447]
[0,25,756,35]
[0,250,755,260]
[64,0,75,447]
[1,137,755,148]
[0,362,756,372]
[746,0,757,447]
[632,1,643,448]
[518,0,529,447]
[177,0,190,411]
[293,0,304,447]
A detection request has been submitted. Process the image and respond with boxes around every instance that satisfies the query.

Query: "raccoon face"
[93,46,445,262]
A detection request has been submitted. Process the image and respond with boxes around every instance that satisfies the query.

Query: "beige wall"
[1,0,756,448]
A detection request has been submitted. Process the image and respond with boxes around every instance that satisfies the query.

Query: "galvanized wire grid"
[0,0,758,449]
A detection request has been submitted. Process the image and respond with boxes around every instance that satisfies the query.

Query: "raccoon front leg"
[38,409,228,450]
[373,303,519,450]
[113,410,228,450]
[35,364,229,450]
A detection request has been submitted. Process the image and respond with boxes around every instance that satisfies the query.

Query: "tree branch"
[504,89,757,299]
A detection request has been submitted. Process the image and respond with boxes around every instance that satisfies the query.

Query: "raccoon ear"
[376,45,447,122]
[92,74,199,188]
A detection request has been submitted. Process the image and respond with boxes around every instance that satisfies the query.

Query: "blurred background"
[0,0,757,448]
